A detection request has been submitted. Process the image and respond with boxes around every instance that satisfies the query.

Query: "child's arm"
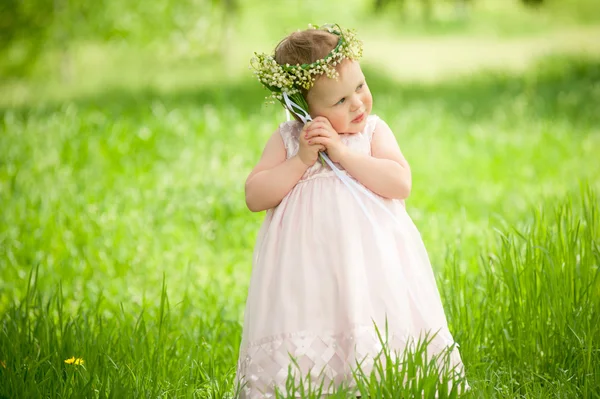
[339,120,411,200]
[307,117,411,200]
[245,129,311,212]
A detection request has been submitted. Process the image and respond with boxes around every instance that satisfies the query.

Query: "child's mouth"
[351,112,365,123]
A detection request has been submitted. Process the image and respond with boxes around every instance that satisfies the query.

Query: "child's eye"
[335,98,346,106]
[357,84,364,91]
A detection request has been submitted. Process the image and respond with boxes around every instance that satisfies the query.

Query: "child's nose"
[350,95,363,111]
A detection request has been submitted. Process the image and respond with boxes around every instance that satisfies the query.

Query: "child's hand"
[298,123,326,166]
[304,117,347,163]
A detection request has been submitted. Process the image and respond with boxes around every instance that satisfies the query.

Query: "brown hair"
[273,29,339,120]
[274,29,339,67]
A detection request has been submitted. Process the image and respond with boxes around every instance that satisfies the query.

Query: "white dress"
[236,115,466,398]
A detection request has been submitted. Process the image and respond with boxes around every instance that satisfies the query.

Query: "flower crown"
[250,24,363,115]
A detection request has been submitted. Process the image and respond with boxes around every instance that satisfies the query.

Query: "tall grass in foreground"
[443,187,600,398]
[1,188,597,398]
[0,272,240,398]
[270,327,466,398]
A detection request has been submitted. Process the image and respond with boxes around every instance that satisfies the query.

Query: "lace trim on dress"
[278,120,302,159]
[236,323,461,398]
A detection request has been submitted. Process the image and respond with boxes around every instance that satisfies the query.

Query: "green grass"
[1,53,599,397]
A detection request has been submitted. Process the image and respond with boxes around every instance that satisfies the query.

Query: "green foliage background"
[1,0,599,397]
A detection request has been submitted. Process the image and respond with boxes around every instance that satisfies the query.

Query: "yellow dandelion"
[64,357,84,365]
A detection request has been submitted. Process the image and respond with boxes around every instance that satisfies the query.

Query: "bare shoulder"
[370,117,408,164]
[246,124,289,183]
[372,116,394,137]
[262,125,289,160]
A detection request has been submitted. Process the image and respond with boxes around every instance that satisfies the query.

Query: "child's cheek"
[333,118,345,133]
[335,114,347,132]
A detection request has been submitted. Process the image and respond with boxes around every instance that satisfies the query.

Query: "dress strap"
[364,114,380,143]
[278,120,302,159]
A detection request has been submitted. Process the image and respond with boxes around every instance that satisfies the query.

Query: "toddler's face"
[306,60,373,134]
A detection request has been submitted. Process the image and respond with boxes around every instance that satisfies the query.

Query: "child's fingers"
[305,121,328,133]
[298,133,309,144]
[311,118,334,131]
[305,129,320,139]
[306,130,325,140]
[305,127,332,139]
[299,130,314,144]
[306,125,337,139]
[311,116,332,126]
[301,122,313,134]
[308,137,329,146]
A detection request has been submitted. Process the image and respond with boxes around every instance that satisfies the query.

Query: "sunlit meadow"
[1,1,600,397]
